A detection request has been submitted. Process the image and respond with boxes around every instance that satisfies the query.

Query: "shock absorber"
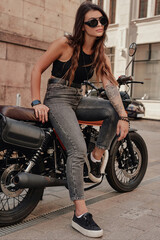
[25,130,52,173]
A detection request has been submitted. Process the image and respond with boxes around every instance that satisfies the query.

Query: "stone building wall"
[0,0,81,107]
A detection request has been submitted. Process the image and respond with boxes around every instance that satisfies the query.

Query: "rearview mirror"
[129,42,137,57]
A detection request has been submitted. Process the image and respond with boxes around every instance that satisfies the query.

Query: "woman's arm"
[101,55,129,141]
[31,37,68,123]
[104,80,127,118]
[31,37,67,101]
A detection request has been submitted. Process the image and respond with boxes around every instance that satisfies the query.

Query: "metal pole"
[16,93,21,106]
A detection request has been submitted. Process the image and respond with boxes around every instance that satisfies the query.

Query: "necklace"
[81,48,94,82]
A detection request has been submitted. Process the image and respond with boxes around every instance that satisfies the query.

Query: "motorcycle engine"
[82,126,99,153]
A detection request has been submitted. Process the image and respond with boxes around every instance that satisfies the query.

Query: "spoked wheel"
[0,147,44,227]
[106,131,148,192]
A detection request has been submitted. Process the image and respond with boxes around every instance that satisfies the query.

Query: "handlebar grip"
[129,81,144,84]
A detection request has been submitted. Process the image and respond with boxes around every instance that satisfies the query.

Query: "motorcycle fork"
[125,133,137,166]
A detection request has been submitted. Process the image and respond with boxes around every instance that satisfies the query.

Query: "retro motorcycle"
[0,43,148,227]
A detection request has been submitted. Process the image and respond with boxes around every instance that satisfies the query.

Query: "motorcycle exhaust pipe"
[14,172,67,189]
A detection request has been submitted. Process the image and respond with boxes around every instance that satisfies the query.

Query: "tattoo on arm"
[105,83,126,117]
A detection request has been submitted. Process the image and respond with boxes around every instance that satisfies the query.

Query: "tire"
[0,146,44,227]
[106,131,148,192]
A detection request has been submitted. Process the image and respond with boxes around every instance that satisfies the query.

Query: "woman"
[31,1,129,238]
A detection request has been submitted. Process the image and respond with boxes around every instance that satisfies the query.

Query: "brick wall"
[0,0,81,107]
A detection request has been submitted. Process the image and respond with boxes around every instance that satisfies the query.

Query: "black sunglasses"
[84,16,108,28]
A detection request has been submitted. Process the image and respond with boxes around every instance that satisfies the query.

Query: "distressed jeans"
[44,79,118,201]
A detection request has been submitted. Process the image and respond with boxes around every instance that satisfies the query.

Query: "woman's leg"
[44,83,87,202]
[44,84,103,237]
[76,96,119,149]
[45,100,88,215]
[76,97,119,181]
[48,104,86,199]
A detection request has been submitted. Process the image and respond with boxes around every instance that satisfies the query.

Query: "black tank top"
[51,48,94,84]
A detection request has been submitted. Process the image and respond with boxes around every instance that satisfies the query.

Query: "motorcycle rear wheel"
[0,145,44,227]
[106,131,148,192]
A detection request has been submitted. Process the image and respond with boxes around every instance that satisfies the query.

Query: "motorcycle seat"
[0,105,38,121]
[0,105,103,126]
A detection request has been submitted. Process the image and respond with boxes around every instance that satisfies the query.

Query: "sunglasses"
[84,16,108,28]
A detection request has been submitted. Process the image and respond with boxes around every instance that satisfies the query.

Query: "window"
[109,0,116,24]
[105,47,115,74]
[155,0,160,15]
[139,0,148,18]
[98,0,104,9]
[132,43,160,100]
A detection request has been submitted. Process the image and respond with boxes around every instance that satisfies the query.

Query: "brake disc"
[122,146,142,179]
[1,164,23,197]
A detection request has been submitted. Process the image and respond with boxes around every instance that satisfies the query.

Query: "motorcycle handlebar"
[83,77,144,93]
[126,81,144,84]
[83,80,98,90]
[117,76,144,86]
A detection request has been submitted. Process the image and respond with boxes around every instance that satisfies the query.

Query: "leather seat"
[0,105,37,121]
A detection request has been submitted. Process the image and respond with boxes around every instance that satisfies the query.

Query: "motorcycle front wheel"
[0,145,44,227]
[106,131,148,192]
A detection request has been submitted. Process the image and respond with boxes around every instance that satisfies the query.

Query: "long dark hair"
[65,1,117,86]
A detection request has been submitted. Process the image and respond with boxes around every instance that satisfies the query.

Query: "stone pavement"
[0,119,160,240]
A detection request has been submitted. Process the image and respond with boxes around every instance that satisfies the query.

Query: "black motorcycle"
[0,43,148,227]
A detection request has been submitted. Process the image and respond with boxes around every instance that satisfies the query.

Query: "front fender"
[129,128,137,132]
[109,128,137,157]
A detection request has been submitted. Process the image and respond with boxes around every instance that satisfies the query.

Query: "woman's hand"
[33,104,49,123]
[116,120,129,141]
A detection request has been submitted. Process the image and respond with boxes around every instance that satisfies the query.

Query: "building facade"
[0,0,160,119]
[0,0,81,107]
[93,0,160,119]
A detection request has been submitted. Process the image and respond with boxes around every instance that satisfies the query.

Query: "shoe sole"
[100,150,109,174]
[72,220,103,238]
[85,157,102,183]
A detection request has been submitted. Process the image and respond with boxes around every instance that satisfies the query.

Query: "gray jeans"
[44,80,118,201]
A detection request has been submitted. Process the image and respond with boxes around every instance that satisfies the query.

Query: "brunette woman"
[31,1,129,238]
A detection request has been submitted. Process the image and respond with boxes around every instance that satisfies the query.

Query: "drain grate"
[0,191,118,237]
[0,175,160,237]
[0,216,46,236]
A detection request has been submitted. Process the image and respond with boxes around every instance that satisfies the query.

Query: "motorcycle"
[0,43,148,227]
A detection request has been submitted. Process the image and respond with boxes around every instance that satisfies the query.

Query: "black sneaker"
[85,154,102,183]
[72,212,103,238]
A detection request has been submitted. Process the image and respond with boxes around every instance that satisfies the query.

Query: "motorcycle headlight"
[127,104,137,111]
